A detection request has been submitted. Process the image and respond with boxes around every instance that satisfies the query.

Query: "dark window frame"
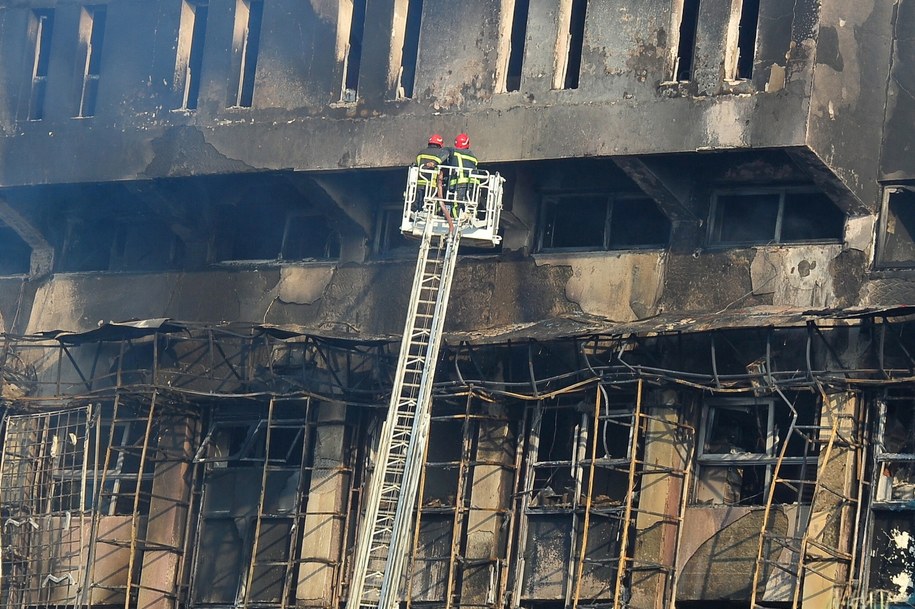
[876,185,915,269]
[695,397,820,506]
[707,187,845,248]
[537,191,671,253]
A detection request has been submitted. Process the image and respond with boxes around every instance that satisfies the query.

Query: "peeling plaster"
[845,214,875,255]
[704,101,750,149]
[535,252,665,321]
[750,245,843,308]
[277,266,334,304]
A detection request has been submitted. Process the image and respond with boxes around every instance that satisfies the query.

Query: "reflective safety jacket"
[415,146,450,185]
[448,149,478,187]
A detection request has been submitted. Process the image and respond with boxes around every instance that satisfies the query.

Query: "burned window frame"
[189,403,311,608]
[695,397,819,506]
[537,191,671,253]
[873,394,915,505]
[669,0,701,82]
[727,0,761,81]
[511,392,636,604]
[876,185,915,269]
[375,203,415,258]
[707,187,845,247]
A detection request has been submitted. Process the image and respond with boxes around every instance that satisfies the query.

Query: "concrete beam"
[0,198,53,278]
[786,147,872,216]
[613,156,699,222]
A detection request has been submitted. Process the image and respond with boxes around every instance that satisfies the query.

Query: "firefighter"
[413,134,449,212]
[447,133,479,221]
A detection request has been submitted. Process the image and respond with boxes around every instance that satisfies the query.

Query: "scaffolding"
[1,313,915,609]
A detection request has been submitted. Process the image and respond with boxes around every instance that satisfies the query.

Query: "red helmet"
[428,134,444,147]
[454,133,470,149]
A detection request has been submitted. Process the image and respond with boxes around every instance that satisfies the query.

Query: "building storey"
[0,1,912,608]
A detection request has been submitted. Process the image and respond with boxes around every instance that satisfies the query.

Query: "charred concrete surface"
[0,1,912,609]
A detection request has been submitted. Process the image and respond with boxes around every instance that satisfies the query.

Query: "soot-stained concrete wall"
[0,0,825,187]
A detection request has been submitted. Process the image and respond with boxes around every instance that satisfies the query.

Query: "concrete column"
[629,391,688,609]
[296,401,349,608]
[692,0,735,95]
[460,402,515,605]
[137,413,199,609]
[800,392,858,609]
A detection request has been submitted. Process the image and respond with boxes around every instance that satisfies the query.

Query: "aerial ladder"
[346,164,504,609]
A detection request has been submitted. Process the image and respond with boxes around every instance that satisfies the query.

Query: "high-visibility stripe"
[449,151,478,186]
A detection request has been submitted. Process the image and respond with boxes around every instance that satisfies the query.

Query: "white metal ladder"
[347,220,463,609]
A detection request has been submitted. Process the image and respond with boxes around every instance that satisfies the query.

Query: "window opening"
[190,402,310,607]
[709,189,845,247]
[878,188,915,267]
[505,0,530,92]
[377,204,414,257]
[0,223,32,275]
[695,396,819,506]
[177,1,209,110]
[735,0,760,79]
[539,193,670,252]
[281,214,341,261]
[78,5,106,118]
[673,0,700,81]
[342,0,367,100]
[874,393,915,504]
[29,9,54,120]
[235,0,264,107]
[562,0,587,89]
[398,0,424,98]
[515,392,635,604]
[868,390,915,600]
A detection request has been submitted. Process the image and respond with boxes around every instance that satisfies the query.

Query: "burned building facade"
[0,1,913,608]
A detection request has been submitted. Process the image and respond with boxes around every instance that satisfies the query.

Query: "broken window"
[78,5,106,118]
[176,0,208,110]
[191,402,310,607]
[376,204,413,257]
[695,396,819,506]
[232,0,263,108]
[0,405,155,609]
[708,189,844,246]
[514,392,636,604]
[503,0,530,92]
[281,214,341,261]
[673,0,700,81]
[874,393,915,504]
[215,199,340,264]
[878,187,915,267]
[553,0,588,90]
[341,0,367,101]
[29,9,54,121]
[538,193,670,252]
[397,0,423,99]
[0,223,32,275]
[733,0,760,80]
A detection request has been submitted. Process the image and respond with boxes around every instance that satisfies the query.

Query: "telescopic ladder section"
[347,166,503,609]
